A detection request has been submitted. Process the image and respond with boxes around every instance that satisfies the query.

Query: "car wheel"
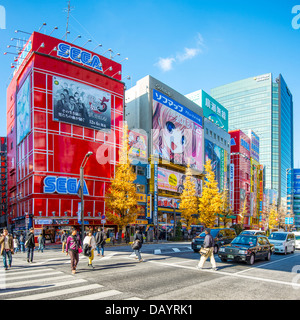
[265,251,271,261]
[284,247,287,255]
[247,253,255,265]
[221,258,227,262]
[193,250,200,253]
[214,245,218,254]
[291,246,295,254]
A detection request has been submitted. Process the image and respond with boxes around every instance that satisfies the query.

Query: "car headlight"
[219,247,225,252]
[238,250,247,254]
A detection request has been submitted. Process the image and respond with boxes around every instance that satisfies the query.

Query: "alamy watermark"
[0,5,5,29]
[292,5,300,29]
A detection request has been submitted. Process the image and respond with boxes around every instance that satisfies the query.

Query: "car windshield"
[199,229,220,238]
[231,236,257,246]
[241,231,255,235]
[268,233,287,241]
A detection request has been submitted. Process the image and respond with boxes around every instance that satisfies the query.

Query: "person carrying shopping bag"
[196,228,217,271]
[132,229,143,262]
[66,228,82,274]
[83,230,96,269]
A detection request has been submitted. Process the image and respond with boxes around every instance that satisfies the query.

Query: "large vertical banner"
[53,76,112,130]
[230,164,234,209]
[153,162,158,225]
[152,89,203,172]
[17,76,31,145]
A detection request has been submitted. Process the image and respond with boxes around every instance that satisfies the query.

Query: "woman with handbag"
[197,228,217,271]
[132,229,143,262]
[83,230,96,269]
[66,228,82,274]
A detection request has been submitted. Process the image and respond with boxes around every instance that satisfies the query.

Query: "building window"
[136,166,145,176]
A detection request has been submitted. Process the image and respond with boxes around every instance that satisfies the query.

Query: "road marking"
[235,253,300,274]
[68,289,122,300]
[0,279,87,297]
[3,268,53,276]
[3,271,64,282]
[125,297,143,300]
[154,249,161,254]
[9,283,102,300]
[0,275,74,289]
[172,248,181,252]
[147,259,300,288]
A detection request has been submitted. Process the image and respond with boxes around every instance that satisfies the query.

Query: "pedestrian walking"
[13,235,19,253]
[66,228,82,274]
[197,228,217,271]
[0,228,14,270]
[19,232,25,253]
[95,227,106,257]
[25,228,35,263]
[61,230,67,253]
[37,233,45,253]
[83,230,96,268]
[132,229,143,262]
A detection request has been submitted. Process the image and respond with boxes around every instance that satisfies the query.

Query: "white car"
[293,232,300,250]
[240,230,266,236]
[268,232,296,254]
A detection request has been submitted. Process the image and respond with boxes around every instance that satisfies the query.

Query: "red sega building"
[6,31,124,241]
[229,129,251,227]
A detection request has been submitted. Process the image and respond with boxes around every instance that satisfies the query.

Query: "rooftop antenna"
[63,0,74,41]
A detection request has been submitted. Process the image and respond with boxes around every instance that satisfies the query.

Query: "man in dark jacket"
[197,228,217,271]
[133,229,143,262]
[95,227,106,257]
[25,228,35,263]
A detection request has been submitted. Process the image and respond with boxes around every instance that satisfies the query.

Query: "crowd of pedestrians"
[0,227,219,273]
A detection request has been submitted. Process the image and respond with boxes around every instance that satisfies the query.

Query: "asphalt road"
[1,242,299,301]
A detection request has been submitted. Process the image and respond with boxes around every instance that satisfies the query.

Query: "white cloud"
[155,33,205,72]
[155,57,176,72]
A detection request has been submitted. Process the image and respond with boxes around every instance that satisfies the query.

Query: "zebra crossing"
[0,263,140,300]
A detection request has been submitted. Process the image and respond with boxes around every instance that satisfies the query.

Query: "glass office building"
[211,73,293,203]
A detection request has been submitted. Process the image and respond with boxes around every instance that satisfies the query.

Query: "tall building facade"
[6,31,124,239]
[211,73,293,203]
[0,137,7,229]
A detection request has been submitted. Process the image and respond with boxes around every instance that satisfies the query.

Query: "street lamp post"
[79,151,93,242]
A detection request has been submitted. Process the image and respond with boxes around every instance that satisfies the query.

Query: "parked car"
[268,232,296,254]
[218,235,274,265]
[293,231,300,250]
[240,230,266,236]
[191,228,236,254]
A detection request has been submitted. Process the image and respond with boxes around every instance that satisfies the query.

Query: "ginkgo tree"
[105,123,139,237]
[268,200,279,230]
[179,163,199,233]
[198,159,223,228]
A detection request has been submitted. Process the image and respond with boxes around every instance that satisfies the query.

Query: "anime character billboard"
[152,89,203,172]
[17,75,31,145]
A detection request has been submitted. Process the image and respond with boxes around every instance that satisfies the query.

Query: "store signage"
[57,43,103,71]
[241,138,250,152]
[43,176,89,195]
[34,219,53,225]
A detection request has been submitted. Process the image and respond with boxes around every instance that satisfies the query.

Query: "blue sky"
[0,0,299,164]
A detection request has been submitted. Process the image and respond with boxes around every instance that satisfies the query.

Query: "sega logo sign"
[57,43,103,71]
[43,176,89,195]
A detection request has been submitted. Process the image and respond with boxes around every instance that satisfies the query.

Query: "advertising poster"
[128,130,148,160]
[158,196,180,209]
[17,75,31,145]
[230,164,234,209]
[157,167,202,196]
[249,130,260,162]
[152,89,203,172]
[293,169,300,194]
[204,139,222,190]
[53,76,111,130]
[201,90,228,131]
